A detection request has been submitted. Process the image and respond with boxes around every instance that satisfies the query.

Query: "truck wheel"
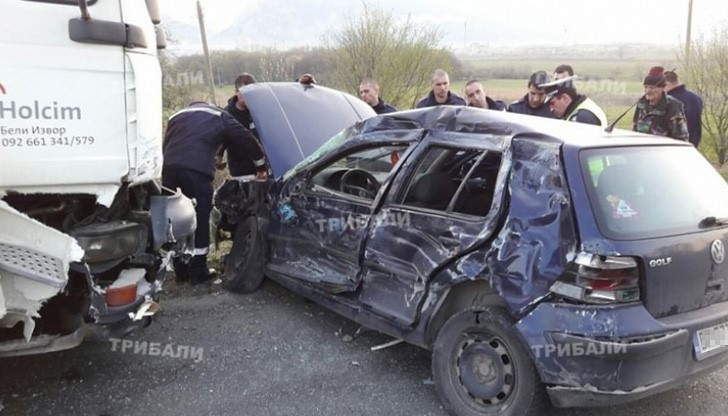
[224,216,265,293]
[432,307,547,416]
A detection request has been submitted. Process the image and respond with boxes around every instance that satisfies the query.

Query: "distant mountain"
[159,2,679,59]
[161,0,348,54]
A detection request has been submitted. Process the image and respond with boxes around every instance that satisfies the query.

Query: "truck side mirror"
[69,18,148,48]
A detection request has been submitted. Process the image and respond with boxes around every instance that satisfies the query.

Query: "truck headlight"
[72,222,145,263]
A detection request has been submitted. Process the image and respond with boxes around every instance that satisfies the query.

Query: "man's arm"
[222,113,267,175]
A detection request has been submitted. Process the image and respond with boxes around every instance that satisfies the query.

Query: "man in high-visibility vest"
[540,76,608,127]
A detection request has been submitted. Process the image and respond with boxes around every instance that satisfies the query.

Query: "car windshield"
[581,145,728,240]
[282,127,352,180]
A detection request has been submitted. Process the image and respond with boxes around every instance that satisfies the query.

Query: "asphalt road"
[1,278,728,416]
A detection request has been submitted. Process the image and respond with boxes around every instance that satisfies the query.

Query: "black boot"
[173,257,190,283]
[189,255,216,285]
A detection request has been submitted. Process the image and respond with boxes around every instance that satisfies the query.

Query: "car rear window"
[580,146,728,240]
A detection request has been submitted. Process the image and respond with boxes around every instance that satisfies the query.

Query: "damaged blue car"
[214,82,728,416]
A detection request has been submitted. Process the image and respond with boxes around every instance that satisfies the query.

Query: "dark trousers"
[162,168,213,281]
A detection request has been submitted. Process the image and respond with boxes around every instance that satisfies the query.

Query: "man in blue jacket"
[163,101,267,284]
[665,70,703,147]
[464,80,506,111]
[416,69,466,108]
[508,71,555,118]
[225,73,258,137]
[359,79,397,114]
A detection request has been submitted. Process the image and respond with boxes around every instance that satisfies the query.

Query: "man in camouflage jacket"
[632,66,689,141]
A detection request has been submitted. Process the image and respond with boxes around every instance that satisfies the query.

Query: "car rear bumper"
[546,342,728,407]
[516,300,728,408]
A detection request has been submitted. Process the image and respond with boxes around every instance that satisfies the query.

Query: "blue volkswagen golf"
[215,83,728,416]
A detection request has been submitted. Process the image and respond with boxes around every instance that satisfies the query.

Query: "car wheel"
[432,306,547,416]
[224,216,265,293]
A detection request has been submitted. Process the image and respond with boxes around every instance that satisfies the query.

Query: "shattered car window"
[401,146,502,217]
[581,146,728,240]
[311,144,410,200]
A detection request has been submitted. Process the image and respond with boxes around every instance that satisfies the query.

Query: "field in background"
[462,58,676,82]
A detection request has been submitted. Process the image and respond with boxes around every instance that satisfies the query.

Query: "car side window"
[311,145,409,200]
[401,146,502,217]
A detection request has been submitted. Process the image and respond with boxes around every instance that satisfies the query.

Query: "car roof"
[364,106,691,150]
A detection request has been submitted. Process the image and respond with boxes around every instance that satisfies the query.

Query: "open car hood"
[243,82,376,178]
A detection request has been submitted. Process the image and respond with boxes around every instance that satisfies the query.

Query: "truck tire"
[432,306,547,416]
[224,216,265,293]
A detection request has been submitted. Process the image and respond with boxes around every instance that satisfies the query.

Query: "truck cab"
[0,0,195,356]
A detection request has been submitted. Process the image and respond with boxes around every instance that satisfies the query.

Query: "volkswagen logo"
[711,240,725,264]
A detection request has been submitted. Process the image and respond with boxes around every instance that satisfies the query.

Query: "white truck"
[0,0,196,356]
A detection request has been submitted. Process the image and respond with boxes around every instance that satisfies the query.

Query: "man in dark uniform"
[464,80,506,111]
[359,79,397,114]
[553,64,574,80]
[225,73,258,137]
[163,101,267,284]
[665,70,703,147]
[632,66,689,141]
[416,69,466,108]
[508,71,555,118]
[221,73,265,177]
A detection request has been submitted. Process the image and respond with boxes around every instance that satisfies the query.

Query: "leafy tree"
[680,27,728,165]
[325,3,456,109]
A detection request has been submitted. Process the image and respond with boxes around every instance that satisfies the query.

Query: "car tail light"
[106,284,138,306]
[550,252,641,304]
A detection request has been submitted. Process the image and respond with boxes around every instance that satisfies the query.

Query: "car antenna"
[604,68,675,133]
[604,100,641,133]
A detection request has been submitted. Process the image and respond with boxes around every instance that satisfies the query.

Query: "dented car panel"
[518,300,728,407]
[218,97,728,410]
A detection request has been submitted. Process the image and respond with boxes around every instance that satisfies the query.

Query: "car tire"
[224,216,265,294]
[432,306,547,416]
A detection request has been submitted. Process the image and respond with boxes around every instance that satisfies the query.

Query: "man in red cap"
[632,66,688,141]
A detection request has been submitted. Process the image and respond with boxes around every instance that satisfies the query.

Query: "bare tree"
[680,26,728,165]
[324,3,453,109]
[259,48,294,82]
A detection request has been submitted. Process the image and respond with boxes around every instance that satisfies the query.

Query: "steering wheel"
[340,169,380,199]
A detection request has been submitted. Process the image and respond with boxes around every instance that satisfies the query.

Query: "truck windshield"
[580,146,728,240]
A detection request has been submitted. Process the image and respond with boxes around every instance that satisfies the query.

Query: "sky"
[158,0,728,50]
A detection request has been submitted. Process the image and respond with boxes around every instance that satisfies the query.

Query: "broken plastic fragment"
[128,297,161,321]
[370,338,404,351]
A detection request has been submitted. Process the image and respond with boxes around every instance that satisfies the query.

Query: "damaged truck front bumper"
[0,187,195,357]
[517,301,728,408]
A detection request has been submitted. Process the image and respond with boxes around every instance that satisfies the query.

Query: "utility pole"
[686,0,694,67]
[197,0,217,104]
[463,21,467,51]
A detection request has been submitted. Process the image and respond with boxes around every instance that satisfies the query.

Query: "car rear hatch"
[575,144,728,318]
[241,82,375,178]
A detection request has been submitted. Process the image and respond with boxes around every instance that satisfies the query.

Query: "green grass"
[462,58,677,83]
